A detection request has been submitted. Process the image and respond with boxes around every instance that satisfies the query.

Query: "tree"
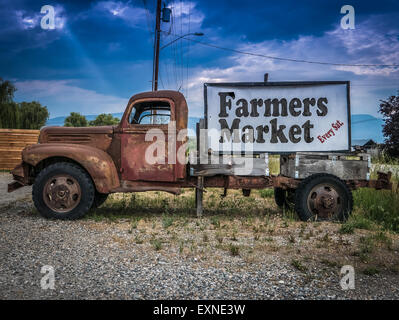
[89,113,120,126]
[19,101,49,129]
[64,112,88,127]
[0,102,20,129]
[0,78,16,104]
[0,78,19,128]
[379,91,399,157]
[0,78,49,129]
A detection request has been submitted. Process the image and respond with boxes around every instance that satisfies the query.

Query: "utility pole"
[152,0,162,91]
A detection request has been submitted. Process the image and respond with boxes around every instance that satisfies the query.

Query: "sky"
[0,0,398,119]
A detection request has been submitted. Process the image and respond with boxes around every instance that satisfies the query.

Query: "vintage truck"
[7,81,392,221]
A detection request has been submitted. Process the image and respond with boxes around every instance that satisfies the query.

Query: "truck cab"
[8,90,188,219]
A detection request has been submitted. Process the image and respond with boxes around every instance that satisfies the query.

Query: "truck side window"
[129,101,171,125]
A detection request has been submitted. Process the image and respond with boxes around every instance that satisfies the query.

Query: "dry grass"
[85,187,399,274]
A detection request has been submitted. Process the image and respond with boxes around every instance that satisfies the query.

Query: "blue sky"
[1,0,398,118]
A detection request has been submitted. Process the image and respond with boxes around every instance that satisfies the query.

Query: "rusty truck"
[7,80,392,221]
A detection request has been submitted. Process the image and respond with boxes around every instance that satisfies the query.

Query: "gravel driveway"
[1,172,398,300]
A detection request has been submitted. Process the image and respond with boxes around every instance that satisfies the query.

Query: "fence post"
[196,176,204,217]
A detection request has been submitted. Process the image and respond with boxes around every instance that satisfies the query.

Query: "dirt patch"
[0,172,32,207]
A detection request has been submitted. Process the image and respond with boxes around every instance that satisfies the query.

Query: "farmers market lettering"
[217,92,329,144]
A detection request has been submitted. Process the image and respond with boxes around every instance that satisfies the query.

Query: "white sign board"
[205,82,350,153]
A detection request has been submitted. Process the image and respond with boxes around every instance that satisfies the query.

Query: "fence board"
[0,129,39,170]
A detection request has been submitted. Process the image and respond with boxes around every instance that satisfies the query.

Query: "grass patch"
[353,188,399,233]
[228,244,240,256]
[353,235,375,263]
[151,238,163,251]
[362,267,380,276]
[339,223,355,234]
[339,213,376,234]
[291,259,308,272]
[162,215,174,229]
[259,189,274,198]
[320,258,339,268]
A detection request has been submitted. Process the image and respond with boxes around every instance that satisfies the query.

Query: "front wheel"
[294,173,353,222]
[33,162,95,220]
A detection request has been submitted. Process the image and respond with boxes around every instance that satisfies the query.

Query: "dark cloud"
[0,0,398,118]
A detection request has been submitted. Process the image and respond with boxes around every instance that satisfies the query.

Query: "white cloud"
[183,14,399,117]
[166,1,204,32]
[14,80,128,117]
[15,5,66,31]
[92,1,149,28]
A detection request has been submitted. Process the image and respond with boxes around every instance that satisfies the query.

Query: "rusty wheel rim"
[306,183,342,220]
[43,174,81,213]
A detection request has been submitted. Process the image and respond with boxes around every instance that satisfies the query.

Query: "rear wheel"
[33,162,95,220]
[294,173,353,222]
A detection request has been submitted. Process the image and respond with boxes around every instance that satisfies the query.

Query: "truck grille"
[47,134,92,144]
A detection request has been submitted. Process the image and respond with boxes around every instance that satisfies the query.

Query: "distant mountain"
[351,114,384,143]
[45,113,385,143]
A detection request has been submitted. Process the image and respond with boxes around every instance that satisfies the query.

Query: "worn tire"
[32,162,95,220]
[294,173,353,222]
[274,187,295,210]
[92,191,109,209]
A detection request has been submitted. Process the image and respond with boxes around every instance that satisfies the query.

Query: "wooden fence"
[0,129,40,170]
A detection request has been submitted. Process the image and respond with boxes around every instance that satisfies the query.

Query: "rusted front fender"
[22,143,120,193]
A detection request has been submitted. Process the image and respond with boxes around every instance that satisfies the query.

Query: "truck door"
[120,98,177,182]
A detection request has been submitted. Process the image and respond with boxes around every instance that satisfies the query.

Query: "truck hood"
[38,126,115,151]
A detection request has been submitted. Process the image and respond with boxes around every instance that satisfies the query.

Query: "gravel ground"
[1,173,398,300]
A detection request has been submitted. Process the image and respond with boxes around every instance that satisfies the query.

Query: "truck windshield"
[129,101,171,125]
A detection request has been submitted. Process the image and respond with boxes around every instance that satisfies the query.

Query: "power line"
[141,0,154,35]
[161,31,399,68]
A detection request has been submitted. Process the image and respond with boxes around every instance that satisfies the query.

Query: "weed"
[339,223,355,234]
[210,216,221,229]
[162,215,174,229]
[229,244,240,256]
[230,232,238,241]
[321,233,331,243]
[216,232,224,244]
[134,235,143,244]
[259,189,274,198]
[362,267,380,276]
[151,238,162,251]
[320,258,339,268]
[291,259,308,272]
